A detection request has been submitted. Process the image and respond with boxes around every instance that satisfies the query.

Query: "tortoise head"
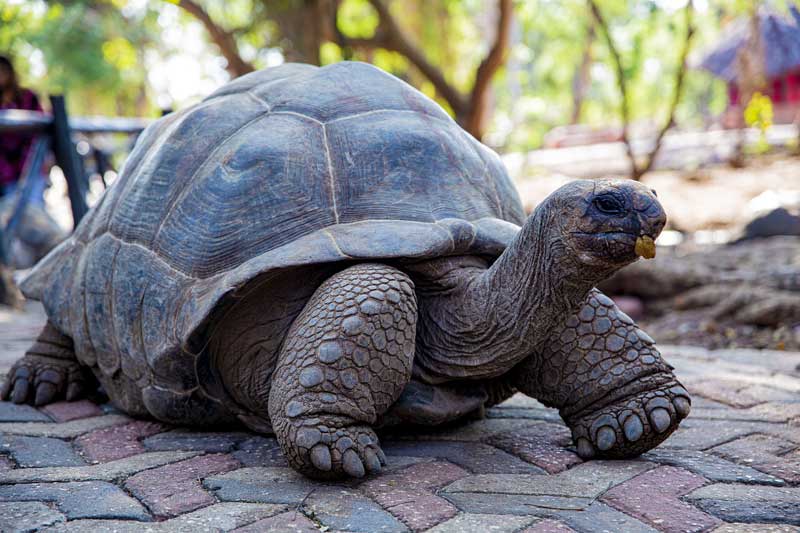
[548,179,666,269]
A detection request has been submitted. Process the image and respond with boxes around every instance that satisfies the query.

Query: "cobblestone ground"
[1,304,799,532]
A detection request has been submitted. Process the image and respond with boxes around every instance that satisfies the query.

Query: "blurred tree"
[172,0,512,140]
[589,0,695,180]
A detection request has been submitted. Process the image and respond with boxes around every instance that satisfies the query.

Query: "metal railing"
[0,94,151,266]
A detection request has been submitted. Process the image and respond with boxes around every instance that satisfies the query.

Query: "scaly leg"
[512,289,691,459]
[1,322,96,405]
[269,263,417,479]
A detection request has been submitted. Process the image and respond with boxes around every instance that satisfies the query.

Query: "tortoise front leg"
[511,289,691,459]
[1,322,96,405]
[269,263,417,480]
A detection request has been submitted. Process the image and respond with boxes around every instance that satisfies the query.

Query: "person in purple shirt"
[0,55,43,198]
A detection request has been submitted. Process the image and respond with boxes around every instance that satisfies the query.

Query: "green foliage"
[3,0,778,153]
[744,91,773,154]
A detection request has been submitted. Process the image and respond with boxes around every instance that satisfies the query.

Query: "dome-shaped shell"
[21,62,525,412]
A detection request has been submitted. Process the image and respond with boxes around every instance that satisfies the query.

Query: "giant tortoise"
[2,62,689,479]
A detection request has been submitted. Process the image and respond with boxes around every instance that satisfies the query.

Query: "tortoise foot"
[1,322,95,406]
[566,378,691,460]
[282,421,386,479]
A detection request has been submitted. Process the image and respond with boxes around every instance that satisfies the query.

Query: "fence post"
[50,95,89,225]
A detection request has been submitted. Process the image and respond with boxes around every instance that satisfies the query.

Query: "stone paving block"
[40,503,287,532]
[0,450,200,484]
[600,465,720,533]
[0,456,14,471]
[0,435,85,467]
[0,414,130,438]
[685,378,765,408]
[360,461,468,531]
[204,466,320,505]
[74,420,167,463]
[711,523,800,532]
[124,453,240,518]
[231,510,322,533]
[382,440,545,474]
[304,487,408,533]
[643,448,785,485]
[519,518,577,533]
[488,423,582,474]
[686,483,800,525]
[486,407,563,423]
[711,434,800,484]
[664,419,800,450]
[425,513,535,532]
[0,401,52,422]
[442,493,658,533]
[0,480,149,520]
[0,501,65,532]
[384,418,542,442]
[231,436,289,467]
[143,429,250,453]
[442,460,654,498]
[41,400,103,422]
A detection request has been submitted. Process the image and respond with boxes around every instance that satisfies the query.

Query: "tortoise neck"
[411,203,610,383]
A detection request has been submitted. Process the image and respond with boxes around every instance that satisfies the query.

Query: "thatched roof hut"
[700,7,800,83]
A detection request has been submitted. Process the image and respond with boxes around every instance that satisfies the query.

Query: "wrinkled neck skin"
[410,205,618,384]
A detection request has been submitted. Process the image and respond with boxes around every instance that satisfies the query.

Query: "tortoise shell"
[21,62,525,420]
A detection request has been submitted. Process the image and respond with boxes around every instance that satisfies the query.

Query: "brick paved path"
[1,304,799,532]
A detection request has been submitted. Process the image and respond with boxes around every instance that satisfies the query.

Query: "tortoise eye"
[593,195,623,215]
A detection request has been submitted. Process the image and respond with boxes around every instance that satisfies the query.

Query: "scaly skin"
[268,263,417,479]
[1,322,95,405]
[512,289,690,459]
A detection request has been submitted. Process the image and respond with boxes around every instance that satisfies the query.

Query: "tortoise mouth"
[570,231,640,264]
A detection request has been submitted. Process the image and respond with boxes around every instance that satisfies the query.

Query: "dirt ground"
[511,154,800,235]
[511,155,800,353]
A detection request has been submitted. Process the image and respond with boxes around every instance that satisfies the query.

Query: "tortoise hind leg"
[269,263,417,480]
[1,322,96,406]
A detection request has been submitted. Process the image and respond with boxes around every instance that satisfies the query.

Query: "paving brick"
[143,429,249,453]
[643,448,785,485]
[41,400,103,422]
[382,440,545,474]
[690,403,800,424]
[303,487,408,533]
[686,483,800,525]
[0,480,149,520]
[711,434,800,483]
[0,456,14,471]
[442,493,658,533]
[0,414,130,438]
[0,435,85,467]
[711,524,800,532]
[124,453,240,518]
[425,513,535,532]
[385,418,541,442]
[488,423,582,474]
[0,450,200,484]
[204,467,320,505]
[232,436,289,467]
[0,501,65,532]
[442,460,654,498]
[600,465,719,533]
[519,518,577,533]
[75,420,167,463]
[231,510,320,532]
[0,401,51,422]
[41,503,286,532]
[663,419,800,450]
[360,461,467,531]
[685,378,765,408]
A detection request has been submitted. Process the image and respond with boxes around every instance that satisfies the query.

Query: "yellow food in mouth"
[635,236,656,259]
